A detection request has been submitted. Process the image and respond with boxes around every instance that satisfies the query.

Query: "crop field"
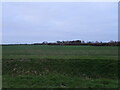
[2,45,119,88]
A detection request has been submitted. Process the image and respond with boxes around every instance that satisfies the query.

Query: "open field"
[2,45,118,88]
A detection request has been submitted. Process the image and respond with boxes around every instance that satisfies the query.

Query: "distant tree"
[75,40,81,43]
[42,41,48,45]
[56,41,61,44]
[81,40,85,43]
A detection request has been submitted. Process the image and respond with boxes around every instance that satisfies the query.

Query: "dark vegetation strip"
[3,58,118,79]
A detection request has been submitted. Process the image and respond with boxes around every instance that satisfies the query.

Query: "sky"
[2,2,118,44]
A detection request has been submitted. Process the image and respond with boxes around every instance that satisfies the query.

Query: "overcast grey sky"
[2,2,118,44]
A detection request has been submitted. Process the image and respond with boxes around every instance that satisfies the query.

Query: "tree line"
[33,40,119,46]
[2,40,119,46]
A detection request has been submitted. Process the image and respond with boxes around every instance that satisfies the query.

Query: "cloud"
[2,2,118,44]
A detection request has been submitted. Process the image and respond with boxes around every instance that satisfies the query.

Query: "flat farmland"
[2,45,119,88]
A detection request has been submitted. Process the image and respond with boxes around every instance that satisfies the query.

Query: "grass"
[2,45,119,88]
[3,74,118,88]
